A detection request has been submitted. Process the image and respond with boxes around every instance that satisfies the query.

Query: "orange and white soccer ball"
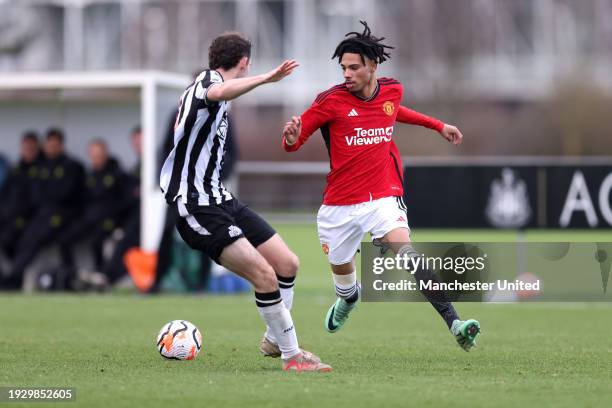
[156,320,202,360]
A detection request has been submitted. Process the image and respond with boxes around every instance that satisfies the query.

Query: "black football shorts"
[173,198,276,264]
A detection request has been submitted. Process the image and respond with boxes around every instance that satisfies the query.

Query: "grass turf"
[1,225,611,407]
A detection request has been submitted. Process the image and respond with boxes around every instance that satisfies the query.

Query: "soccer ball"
[156,320,202,360]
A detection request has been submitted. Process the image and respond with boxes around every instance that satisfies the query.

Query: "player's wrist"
[261,72,275,84]
[284,136,296,146]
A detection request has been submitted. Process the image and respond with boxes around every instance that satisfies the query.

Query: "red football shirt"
[284,78,443,205]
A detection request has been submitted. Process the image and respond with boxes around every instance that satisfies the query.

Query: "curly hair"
[332,20,394,65]
[208,32,252,71]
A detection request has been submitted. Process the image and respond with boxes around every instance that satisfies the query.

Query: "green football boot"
[325,294,359,333]
[451,319,481,351]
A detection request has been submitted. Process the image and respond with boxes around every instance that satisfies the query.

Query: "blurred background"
[2,1,612,156]
[0,0,611,293]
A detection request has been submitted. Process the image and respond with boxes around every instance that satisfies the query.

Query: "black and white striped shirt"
[160,70,233,206]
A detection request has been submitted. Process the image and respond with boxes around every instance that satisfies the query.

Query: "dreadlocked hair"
[332,20,394,64]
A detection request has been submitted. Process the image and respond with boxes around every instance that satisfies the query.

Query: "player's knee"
[278,251,299,278]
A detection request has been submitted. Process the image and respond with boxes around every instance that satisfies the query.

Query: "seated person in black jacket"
[0,131,42,261]
[3,128,84,289]
[58,139,128,275]
[100,126,142,285]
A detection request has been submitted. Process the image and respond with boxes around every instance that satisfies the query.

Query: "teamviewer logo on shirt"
[345,127,394,146]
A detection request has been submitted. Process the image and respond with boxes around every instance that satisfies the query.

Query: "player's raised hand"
[264,60,299,83]
[283,116,302,145]
[440,124,463,145]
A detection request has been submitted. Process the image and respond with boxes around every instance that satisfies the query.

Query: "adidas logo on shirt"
[347,108,359,117]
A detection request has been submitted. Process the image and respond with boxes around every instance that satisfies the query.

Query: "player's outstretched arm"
[207,60,299,102]
[396,105,463,145]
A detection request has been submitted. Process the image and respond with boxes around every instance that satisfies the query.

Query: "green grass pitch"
[1,224,611,408]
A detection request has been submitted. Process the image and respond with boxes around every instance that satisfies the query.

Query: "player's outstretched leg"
[379,226,481,351]
[399,243,483,350]
[398,244,482,350]
[325,266,360,333]
[219,238,331,372]
[451,319,481,352]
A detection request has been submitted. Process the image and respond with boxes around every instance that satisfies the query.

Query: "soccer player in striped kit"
[282,21,481,351]
[161,32,330,372]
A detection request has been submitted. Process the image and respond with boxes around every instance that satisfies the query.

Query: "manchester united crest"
[382,101,395,116]
[321,243,330,255]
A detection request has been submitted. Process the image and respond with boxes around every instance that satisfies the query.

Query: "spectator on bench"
[0,132,42,273]
[57,139,128,284]
[2,128,84,290]
[100,126,142,286]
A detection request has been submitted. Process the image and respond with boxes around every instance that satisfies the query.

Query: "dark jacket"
[84,157,127,218]
[35,154,85,212]
[1,154,43,220]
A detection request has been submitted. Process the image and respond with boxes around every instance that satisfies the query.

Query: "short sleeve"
[194,70,224,106]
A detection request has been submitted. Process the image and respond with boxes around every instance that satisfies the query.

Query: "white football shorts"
[317,195,410,265]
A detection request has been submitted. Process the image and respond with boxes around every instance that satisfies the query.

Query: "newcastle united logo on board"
[485,168,532,228]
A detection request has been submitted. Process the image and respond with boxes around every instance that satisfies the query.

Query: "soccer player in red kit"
[281,21,481,351]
